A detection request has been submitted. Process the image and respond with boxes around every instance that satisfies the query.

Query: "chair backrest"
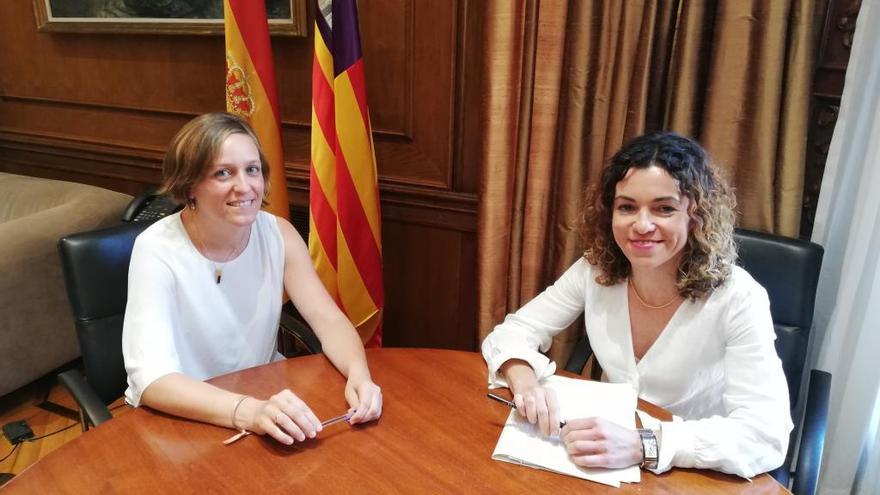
[566,230,825,403]
[57,221,152,405]
[733,229,824,412]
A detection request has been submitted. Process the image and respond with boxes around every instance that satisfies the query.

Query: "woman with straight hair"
[123,112,382,446]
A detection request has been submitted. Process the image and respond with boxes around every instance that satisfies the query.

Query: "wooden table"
[3,348,789,494]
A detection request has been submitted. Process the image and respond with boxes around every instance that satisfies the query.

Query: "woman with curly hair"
[481,132,791,478]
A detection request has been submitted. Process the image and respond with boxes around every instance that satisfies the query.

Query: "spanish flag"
[224,0,290,220]
[310,0,384,347]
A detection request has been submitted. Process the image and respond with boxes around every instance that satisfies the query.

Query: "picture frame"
[32,0,307,37]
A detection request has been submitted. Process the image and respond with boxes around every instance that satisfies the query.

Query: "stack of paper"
[491,375,640,487]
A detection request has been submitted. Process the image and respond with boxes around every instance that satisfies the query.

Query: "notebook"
[491,375,641,487]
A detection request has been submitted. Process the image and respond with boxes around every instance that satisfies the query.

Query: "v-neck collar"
[621,282,688,372]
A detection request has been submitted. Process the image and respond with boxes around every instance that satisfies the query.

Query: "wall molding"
[0,128,477,232]
[0,94,411,140]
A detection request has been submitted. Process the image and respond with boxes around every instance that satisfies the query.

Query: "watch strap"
[638,428,659,470]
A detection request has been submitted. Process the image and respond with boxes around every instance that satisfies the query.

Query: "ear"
[185,189,197,209]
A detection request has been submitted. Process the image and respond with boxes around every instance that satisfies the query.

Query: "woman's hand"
[241,390,322,445]
[343,375,383,424]
[512,382,561,437]
[500,359,561,437]
[560,417,643,468]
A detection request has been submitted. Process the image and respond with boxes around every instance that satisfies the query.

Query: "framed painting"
[33,0,307,36]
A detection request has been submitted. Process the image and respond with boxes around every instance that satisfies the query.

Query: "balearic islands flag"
[310,0,384,347]
[224,0,290,220]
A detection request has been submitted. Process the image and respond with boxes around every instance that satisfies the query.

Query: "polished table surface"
[4,348,789,494]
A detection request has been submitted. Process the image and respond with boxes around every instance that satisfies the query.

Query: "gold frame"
[33,0,307,37]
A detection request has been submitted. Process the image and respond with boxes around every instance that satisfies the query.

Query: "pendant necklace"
[628,278,680,310]
[189,218,249,284]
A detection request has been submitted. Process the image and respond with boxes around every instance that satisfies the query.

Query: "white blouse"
[481,258,793,478]
[122,211,285,406]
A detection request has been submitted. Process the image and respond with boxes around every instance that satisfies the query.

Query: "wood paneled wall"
[0,0,483,350]
[800,0,859,238]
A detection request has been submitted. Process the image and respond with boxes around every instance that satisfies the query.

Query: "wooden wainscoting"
[0,0,485,350]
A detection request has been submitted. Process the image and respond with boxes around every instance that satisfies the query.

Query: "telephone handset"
[122,187,182,223]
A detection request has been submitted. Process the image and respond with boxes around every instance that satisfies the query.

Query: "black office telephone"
[121,187,182,223]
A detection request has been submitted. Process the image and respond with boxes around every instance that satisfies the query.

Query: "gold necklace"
[628,278,680,310]
[188,216,249,284]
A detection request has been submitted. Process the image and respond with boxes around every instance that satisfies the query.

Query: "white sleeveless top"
[122,210,284,406]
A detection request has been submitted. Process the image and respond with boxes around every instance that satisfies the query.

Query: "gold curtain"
[477,0,817,360]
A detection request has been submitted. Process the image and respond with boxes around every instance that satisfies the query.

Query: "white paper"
[491,375,641,487]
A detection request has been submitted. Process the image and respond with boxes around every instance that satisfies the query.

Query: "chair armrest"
[564,333,593,374]
[792,369,831,495]
[58,369,113,428]
[279,303,322,355]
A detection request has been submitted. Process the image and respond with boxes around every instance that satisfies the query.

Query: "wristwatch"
[638,428,658,470]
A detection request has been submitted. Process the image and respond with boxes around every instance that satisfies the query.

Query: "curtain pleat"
[477,0,528,338]
[700,1,793,232]
[520,1,569,301]
[664,0,713,135]
[775,0,815,237]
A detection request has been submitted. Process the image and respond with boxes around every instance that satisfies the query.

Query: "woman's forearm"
[315,315,372,380]
[141,372,324,444]
[499,359,540,394]
[140,373,247,429]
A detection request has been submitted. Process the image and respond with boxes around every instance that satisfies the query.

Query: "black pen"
[487,393,567,428]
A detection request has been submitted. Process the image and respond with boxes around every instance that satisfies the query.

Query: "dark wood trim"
[0,129,162,188]
[0,130,477,232]
[0,128,457,190]
[812,91,847,99]
[0,94,411,140]
[287,171,478,232]
[0,94,200,119]
[31,0,308,37]
[402,0,415,139]
[451,0,485,194]
[800,0,860,238]
[0,128,165,163]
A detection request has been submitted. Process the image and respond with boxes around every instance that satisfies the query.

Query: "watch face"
[639,429,658,466]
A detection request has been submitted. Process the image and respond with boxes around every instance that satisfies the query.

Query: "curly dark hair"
[581,131,737,299]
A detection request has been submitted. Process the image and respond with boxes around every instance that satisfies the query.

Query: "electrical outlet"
[2,420,34,444]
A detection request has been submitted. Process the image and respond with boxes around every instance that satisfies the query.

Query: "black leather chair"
[57,221,320,430]
[58,221,152,430]
[564,332,593,377]
[734,229,830,495]
[564,229,830,495]
[280,301,322,356]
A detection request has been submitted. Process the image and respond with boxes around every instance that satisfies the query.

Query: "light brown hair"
[158,112,270,207]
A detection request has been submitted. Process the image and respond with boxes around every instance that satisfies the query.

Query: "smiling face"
[611,165,691,276]
[188,132,264,228]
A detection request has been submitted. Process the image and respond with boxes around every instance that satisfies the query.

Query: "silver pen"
[321,411,353,427]
[224,411,354,446]
[487,393,567,428]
